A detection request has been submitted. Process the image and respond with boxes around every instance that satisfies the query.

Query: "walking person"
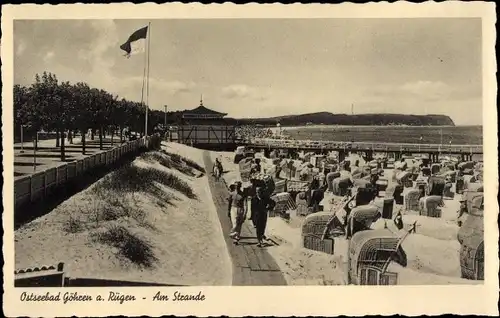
[213,158,222,181]
[213,164,221,181]
[251,187,276,247]
[217,159,224,177]
[227,181,247,244]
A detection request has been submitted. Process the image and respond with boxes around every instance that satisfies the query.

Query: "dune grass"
[161,150,206,174]
[91,225,158,268]
[94,161,196,199]
[62,149,201,269]
[62,191,155,233]
[63,215,84,233]
[141,152,195,177]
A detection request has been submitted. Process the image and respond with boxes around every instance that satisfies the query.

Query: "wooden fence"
[14,137,150,210]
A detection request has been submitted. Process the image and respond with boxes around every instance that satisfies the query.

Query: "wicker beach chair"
[326,171,341,192]
[445,170,457,183]
[457,203,484,280]
[375,178,388,195]
[396,171,413,188]
[443,182,455,199]
[418,195,442,218]
[346,205,381,238]
[404,189,421,211]
[301,212,337,254]
[431,163,441,175]
[334,176,353,196]
[348,229,407,285]
[271,192,297,217]
[427,175,445,197]
[386,184,404,205]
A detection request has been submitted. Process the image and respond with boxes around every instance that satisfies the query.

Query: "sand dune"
[15,144,232,286]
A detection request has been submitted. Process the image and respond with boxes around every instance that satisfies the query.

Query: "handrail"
[14,137,150,212]
[237,138,483,153]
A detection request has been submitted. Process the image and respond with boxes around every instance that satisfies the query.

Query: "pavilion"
[177,96,237,150]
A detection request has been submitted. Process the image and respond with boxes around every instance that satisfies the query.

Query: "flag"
[120,26,148,57]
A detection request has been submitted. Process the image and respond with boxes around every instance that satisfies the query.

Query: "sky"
[14,18,482,125]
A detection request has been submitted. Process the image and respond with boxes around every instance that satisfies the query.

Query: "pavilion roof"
[184,105,227,116]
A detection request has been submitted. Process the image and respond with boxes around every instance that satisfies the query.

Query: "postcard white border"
[2,2,498,317]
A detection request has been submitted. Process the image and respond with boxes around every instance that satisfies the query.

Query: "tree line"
[14,72,178,161]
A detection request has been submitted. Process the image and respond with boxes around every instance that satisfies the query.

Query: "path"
[203,152,287,286]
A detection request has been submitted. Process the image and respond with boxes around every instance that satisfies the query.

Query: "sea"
[271,125,483,145]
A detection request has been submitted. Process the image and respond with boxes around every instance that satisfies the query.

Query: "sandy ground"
[214,150,346,285]
[216,149,478,285]
[15,142,232,286]
[265,217,347,285]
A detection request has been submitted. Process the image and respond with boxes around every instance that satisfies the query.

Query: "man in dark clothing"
[251,187,276,247]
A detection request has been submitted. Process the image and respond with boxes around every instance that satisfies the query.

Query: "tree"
[14,84,32,142]
[14,72,156,160]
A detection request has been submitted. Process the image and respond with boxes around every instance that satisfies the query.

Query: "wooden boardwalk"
[203,152,287,286]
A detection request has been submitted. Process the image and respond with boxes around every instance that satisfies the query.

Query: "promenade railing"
[240,138,483,154]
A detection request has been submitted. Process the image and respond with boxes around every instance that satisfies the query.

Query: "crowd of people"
[219,143,482,248]
[235,126,279,140]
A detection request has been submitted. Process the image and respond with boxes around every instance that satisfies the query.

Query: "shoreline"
[268,124,482,131]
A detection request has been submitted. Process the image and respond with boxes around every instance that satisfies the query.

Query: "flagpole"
[139,29,148,137]
[146,22,151,137]
[145,22,151,138]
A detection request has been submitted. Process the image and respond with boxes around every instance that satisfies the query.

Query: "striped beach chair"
[271,192,297,217]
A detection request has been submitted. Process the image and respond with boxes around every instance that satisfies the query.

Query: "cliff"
[234,112,455,126]
[148,110,454,128]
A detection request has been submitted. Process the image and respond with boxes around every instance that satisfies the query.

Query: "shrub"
[100,163,196,199]
[182,157,206,174]
[140,152,173,169]
[76,192,148,227]
[168,152,182,164]
[92,225,158,268]
[161,150,206,173]
[142,151,195,176]
[63,216,84,233]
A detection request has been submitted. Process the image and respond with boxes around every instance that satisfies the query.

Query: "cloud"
[77,20,120,86]
[399,80,451,101]
[221,84,269,101]
[16,40,26,56]
[121,76,196,96]
[43,51,55,63]
[150,79,196,95]
[364,80,480,104]
[400,80,449,94]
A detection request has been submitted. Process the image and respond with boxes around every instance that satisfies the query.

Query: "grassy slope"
[15,144,232,286]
